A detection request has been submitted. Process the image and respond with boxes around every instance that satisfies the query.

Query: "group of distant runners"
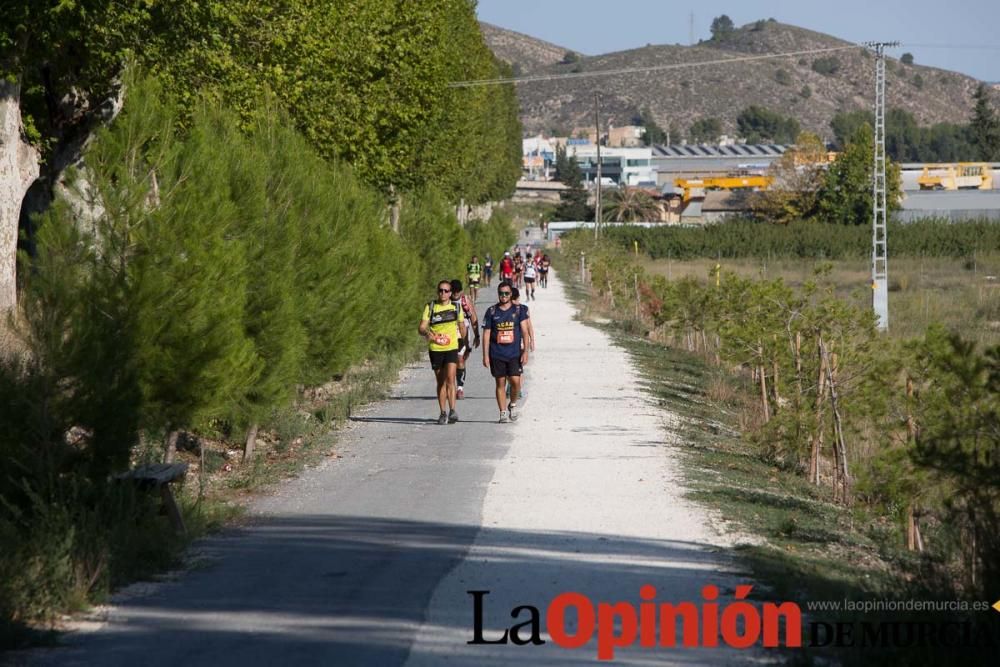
[418,247,547,424]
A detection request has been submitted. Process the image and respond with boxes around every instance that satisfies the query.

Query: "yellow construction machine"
[674,174,774,204]
[917,163,993,190]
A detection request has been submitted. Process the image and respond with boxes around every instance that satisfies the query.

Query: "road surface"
[24,272,759,666]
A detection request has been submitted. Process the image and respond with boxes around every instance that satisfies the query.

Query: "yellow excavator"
[674,174,774,204]
[917,163,993,190]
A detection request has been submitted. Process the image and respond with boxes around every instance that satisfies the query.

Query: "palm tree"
[602,187,661,222]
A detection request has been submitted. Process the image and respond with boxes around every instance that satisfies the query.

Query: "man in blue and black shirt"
[481,281,530,423]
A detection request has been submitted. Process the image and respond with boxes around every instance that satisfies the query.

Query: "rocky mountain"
[479,22,568,75]
[480,19,982,142]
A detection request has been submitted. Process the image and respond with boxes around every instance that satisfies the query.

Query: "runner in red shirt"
[499,251,515,283]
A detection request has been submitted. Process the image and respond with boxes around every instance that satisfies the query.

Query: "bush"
[775,69,792,86]
[812,57,841,76]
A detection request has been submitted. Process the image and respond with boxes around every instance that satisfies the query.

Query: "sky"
[476,0,1000,82]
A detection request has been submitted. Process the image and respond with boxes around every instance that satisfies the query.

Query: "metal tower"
[866,41,897,332]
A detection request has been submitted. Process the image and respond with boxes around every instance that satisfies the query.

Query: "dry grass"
[641,253,1000,346]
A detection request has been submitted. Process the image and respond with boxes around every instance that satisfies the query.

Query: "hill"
[479,22,570,75]
[480,20,982,142]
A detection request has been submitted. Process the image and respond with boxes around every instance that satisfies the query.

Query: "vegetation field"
[639,253,1000,346]
[555,225,1000,663]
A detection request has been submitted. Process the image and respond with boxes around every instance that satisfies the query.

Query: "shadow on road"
[25,515,751,667]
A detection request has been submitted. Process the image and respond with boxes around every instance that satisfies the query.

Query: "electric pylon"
[865,41,898,332]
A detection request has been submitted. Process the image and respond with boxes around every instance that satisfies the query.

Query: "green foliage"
[710,15,735,40]
[634,108,667,145]
[750,132,826,224]
[602,188,660,222]
[819,123,902,225]
[6,0,521,204]
[901,52,914,65]
[466,210,518,262]
[560,231,1000,600]
[908,327,1000,590]
[811,56,842,76]
[553,145,592,221]
[689,117,722,144]
[970,84,1000,162]
[597,218,1000,261]
[799,85,812,99]
[774,69,792,86]
[561,51,580,64]
[736,105,800,144]
[400,188,469,293]
[831,109,974,161]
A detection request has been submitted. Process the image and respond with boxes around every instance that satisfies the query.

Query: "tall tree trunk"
[0,79,41,313]
[822,343,851,503]
[794,331,803,401]
[243,423,259,463]
[164,429,180,463]
[758,343,770,423]
[389,185,401,234]
[809,334,827,485]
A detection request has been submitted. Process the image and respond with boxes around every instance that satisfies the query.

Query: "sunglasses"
[438,288,452,293]
[499,291,512,296]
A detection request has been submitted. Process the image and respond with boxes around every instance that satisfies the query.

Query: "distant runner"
[482,282,530,423]
[418,280,466,425]
[539,253,550,288]
[499,251,514,283]
[450,279,480,400]
[466,256,482,302]
[483,253,494,287]
[523,260,537,301]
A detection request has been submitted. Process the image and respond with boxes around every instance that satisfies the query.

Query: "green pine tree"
[553,146,592,221]
[970,84,1000,161]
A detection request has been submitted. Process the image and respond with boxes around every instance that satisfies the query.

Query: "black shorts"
[429,349,459,370]
[489,355,522,378]
[469,278,480,287]
[524,277,535,284]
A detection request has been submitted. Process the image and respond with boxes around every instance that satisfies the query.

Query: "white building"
[522,135,556,180]
[564,145,656,186]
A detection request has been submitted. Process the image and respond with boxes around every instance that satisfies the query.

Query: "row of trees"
[684,106,802,146]
[603,217,1000,261]
[1,74,518,623]
[830,85,1000,162]
[1,0,523,311]
[561,232,1000,604]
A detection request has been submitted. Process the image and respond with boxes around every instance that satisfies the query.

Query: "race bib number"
[434,334,451,346]
[497,328,514,344]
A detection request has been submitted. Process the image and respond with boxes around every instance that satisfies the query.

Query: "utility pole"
[865,41,898,332]
[594,92,602,239]
[689,12,695,46]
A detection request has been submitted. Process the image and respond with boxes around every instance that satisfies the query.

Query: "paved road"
[23,272,759,666]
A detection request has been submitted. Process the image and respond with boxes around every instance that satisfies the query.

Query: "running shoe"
[508,400,517,409]
[499,411,510,423]
[509,410,519,422]
[437,411,448,425]
[456,386,464,400]
[448,409,459,424]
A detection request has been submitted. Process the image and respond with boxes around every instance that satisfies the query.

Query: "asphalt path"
[22,271,761,667]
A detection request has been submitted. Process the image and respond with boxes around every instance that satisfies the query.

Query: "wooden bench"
[115,463,189,534]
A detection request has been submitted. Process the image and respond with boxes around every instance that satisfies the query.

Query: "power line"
[447,44,861,88]
[900,43,1000,51]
